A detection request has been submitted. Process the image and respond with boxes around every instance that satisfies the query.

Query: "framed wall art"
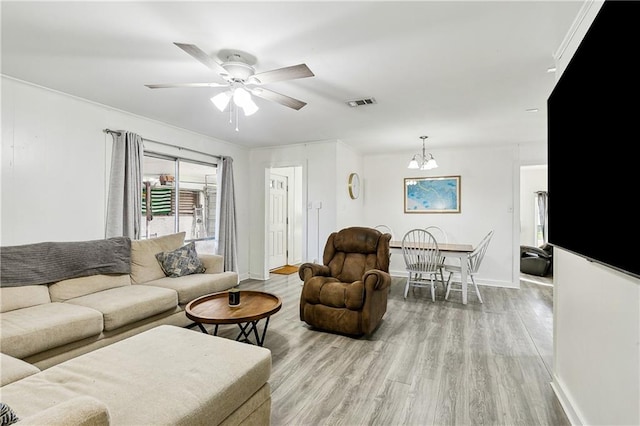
[404,175,461,213]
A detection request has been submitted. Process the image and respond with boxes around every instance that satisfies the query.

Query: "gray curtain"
[536,191,549,244]
[106,131,143,239]
[218,156,238,273]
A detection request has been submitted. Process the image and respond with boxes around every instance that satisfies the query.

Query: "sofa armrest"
[199,254,224,274]
[17,396,110,426]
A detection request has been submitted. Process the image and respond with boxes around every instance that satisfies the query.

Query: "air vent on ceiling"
[346,97,377,107]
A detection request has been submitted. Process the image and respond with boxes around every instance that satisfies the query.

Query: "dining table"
[389,240,474,304]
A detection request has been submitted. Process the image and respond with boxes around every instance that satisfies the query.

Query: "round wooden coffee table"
[185,290,282,346]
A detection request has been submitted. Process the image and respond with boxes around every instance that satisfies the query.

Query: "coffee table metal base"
[186,290,282,347]
[195,317,272,346]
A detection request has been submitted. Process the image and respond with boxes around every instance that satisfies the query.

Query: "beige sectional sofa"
[0,232,238,369]
[0,234,272,425]
[1,325,272,425]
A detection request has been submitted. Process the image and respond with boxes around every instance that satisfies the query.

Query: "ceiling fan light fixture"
[148,43,314,131]
[211,91,231,111]
[232,87,252,108]
[242,98,259,116]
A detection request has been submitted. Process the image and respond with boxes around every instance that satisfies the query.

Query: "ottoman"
[0,325,272,425]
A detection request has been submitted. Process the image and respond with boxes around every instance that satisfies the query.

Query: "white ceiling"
[1,1,583,155]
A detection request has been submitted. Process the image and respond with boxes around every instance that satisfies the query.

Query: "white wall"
[1,77,251,276]
[335,141,364,230]
[520,165,547,246]
[551,1,640,425]
[249,141,338,279]
[364,144,518,287]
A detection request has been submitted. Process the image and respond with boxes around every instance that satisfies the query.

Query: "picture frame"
[404,175,461,213]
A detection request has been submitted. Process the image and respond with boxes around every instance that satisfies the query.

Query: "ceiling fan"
[145,43,314,116]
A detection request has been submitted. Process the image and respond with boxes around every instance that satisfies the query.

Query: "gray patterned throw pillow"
[155,242,206,278]
[0,402,20,426]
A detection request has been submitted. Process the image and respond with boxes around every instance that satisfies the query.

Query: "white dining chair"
[401,228,442,302]
[374,225,395,241]
[425,226,448,286]
[444,230,494,303]
[424,226,448,244]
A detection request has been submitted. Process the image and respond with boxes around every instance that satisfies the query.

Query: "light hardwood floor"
[213,274,567,426]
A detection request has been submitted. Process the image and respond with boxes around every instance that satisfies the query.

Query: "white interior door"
[268,173,288,269]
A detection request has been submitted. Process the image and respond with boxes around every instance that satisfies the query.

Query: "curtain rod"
[103,128,221,160]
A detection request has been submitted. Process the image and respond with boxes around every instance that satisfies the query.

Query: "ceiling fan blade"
[249,64,314,85]
[251,88,307,110]
[145,82,228,89]
[173,42,227,75]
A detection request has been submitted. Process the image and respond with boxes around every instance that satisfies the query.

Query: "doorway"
[267,166,303,271]
[519,164,552,285]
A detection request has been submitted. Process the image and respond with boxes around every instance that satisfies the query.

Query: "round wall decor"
[348,172,360,199]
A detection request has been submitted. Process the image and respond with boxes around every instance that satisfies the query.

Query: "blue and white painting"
[404,176,461,213]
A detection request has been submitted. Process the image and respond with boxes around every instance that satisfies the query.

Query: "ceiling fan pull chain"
[235,106,239,132]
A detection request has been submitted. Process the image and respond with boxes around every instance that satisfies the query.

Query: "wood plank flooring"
[210,275,568,426]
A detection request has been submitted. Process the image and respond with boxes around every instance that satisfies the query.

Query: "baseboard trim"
[551,375,584,426]
[389,270,517,289]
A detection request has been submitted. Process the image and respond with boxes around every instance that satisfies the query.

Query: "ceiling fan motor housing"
[221,61,255,82]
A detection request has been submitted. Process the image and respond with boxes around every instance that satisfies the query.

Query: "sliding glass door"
[141,154,217,252]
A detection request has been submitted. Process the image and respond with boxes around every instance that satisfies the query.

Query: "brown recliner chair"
[520,243,553,277]
[298,226,392,336]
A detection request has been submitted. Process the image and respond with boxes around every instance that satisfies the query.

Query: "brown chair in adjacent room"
[520,243,553,277]
[298,226,392,336]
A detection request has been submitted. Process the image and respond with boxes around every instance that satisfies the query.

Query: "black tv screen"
[548,0,640,279]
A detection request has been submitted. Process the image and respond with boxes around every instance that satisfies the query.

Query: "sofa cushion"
[0,303,103,359]
[0,353,41,386]
[65,285,178,331]
[140,271,238,305]
[199,254,225,274]
[0,325,271,425]
[15,397,110,426]
[49,274,131,302]
[0,285,50,313]
[130,232,185,284]
[302,277,365,309]
[155,242,206,277]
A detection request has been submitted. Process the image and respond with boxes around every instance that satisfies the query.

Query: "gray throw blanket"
[1,237,131,287]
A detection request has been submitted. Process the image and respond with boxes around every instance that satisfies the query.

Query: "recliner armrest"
[298,263,331,281]
[520,245,552,259]
[363,269,391,291]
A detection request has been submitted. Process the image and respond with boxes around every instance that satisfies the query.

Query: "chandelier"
[407,135,438,170]
[210,83,259,132]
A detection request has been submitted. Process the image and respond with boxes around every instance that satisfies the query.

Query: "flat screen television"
[547,0,640,280]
